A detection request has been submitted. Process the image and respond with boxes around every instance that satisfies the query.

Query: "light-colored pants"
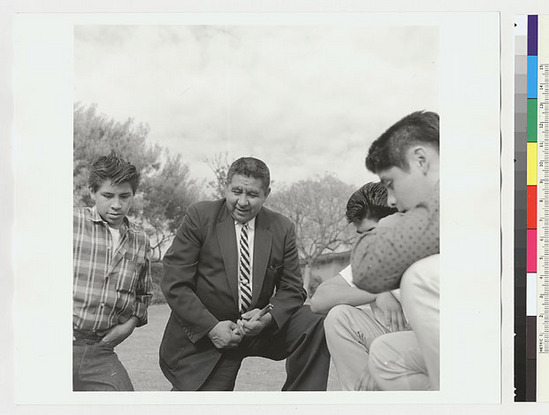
[368,331,430,390]
[324,304,390,390]
[369,254,440,391]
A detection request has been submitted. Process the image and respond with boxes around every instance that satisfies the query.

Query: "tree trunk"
[302,263,312,297]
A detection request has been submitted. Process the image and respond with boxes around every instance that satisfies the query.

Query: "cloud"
[75,24,438,187]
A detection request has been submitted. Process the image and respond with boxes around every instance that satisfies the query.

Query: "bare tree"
[139,151,203,259]
[204,152,230,199]
[268,174,357,294]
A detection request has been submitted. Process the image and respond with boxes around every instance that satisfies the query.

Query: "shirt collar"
[234,217,256,230]
[89,206,130,232]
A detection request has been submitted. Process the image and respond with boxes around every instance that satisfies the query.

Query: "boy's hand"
[100,316,139,348]
[372,292,407,332]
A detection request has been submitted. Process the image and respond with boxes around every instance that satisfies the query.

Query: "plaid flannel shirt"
[73,206,153,335]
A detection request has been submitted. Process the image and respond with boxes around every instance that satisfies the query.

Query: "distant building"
[300,251,351,295]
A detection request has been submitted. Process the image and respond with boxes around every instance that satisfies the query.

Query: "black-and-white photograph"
[72,24,438,392]
[10,10,502,409]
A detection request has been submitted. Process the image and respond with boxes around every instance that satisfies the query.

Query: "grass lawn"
[117,303,341,391]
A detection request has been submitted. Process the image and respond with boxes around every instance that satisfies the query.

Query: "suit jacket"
[159,199,306,390]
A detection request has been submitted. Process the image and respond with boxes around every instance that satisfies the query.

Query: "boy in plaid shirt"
[73,152,152,391]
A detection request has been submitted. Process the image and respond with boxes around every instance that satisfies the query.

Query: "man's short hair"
[226,157,270,191]
[365,111,439,173]
[345,182,398,224]
[89,152,141,194]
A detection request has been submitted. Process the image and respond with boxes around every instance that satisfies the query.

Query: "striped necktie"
[239,222,252,313]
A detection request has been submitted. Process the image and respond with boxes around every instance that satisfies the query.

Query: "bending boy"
[352,111,440,390]
[310,182,407,390]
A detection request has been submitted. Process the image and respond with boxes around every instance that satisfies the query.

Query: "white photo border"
[12,11,500,406]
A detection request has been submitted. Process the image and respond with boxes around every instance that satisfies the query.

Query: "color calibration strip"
[527,14,538,402]
[516,14,549,402]
[515,15,530,402]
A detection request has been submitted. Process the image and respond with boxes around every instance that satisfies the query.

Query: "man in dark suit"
[159,157,330,391]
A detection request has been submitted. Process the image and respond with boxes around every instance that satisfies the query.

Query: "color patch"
[528,15,538,55]
[527,229,537,272]
[527,186,537,229]
[528,56,539,98]
[527,273,538,316]
[527,142,538,185]
[528,99,538,142]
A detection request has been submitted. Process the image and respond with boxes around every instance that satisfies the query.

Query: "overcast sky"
[74,25,438,190]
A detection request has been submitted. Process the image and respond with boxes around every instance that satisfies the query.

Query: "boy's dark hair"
[345,182,397,224]
[226,157,270,192]
[365,111,439,173]
[89,152,140,194]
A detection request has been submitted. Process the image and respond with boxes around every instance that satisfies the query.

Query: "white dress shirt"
[235,217,256,311]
